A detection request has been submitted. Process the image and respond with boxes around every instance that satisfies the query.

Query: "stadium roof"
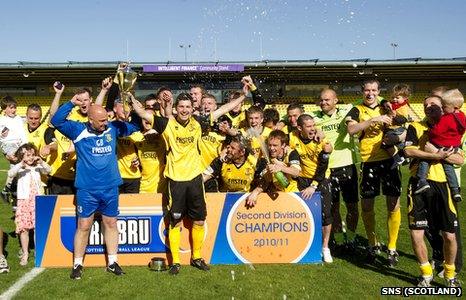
[1,57,465,85]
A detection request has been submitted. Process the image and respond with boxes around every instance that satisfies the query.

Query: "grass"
[0,158,464,299]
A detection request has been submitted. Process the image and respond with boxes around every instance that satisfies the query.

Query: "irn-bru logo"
[226,193,314,263]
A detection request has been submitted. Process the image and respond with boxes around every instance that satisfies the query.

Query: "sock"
[387,209,401,251]
[333,232,345,245]
[169,225,181,264]
[362,210,377,247]
[419,261,433,278]
[444,263,456,280]
[108,254,117,265]
[74,257,83,267]
[191,223,205,260]
[346,230,356,243]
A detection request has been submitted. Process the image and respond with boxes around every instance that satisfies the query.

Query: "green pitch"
[0,158,464,299]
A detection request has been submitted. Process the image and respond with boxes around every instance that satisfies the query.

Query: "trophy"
[116,63,138,119]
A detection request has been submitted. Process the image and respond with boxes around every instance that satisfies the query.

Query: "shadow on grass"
[332,235,420,286]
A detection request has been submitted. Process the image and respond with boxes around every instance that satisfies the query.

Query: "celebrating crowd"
[0,67,463,288]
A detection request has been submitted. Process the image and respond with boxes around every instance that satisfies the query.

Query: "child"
[381,84,417,169]
[415,89,466,202]
[0,96,28,200]
[8,143,51,266]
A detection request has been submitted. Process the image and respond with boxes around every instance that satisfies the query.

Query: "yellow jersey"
[134,131,167,193]
[292,136,331,179]
[345,104,390,162]
[206,154,266,192]
[44,128,76,181]
[67,108,88,122]
[226,110,247,129]
[117,132,141,179]
[25,122,47,151]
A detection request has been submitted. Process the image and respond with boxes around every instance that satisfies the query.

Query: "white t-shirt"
[0,115,27,155]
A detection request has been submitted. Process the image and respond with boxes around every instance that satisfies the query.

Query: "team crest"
[105,133,112,143]
[245,168,252,176]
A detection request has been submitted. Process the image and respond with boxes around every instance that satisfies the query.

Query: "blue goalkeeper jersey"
[51,101,140,190]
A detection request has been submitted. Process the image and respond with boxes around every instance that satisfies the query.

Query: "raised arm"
[95,77,113,106]
[50,95,83,140]
[48,81,65,122]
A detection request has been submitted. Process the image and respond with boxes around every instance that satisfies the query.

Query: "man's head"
[227,91,245,113]
[88,105,108,132]
[286,103,304,128]
[189,85,205,111]
[75,88,92,115]
[319,89,338,114]
[225,135,250,162]
[267,130,288,159]
[424,95,443,125]
[247,106,264,129]
[201,93,218,114]
[297,114,316,140]
[441,88,464,113]
[113,99,130,120]
[263,108,280,129]
[390,84,410,105]
[144,93,158,111]
[361,79,380,107]
[175,93,194,123]
[26,103,42,130]
[1,96,17,118]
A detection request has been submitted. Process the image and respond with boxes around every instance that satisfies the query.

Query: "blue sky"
[1,0,466,62]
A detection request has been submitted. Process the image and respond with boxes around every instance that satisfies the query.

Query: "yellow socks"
[192,223,205,260]
[419,261,433,278]
[362,210,377,246]
[169,225,181,264]
[444,263,456,280]
[387,209,401,251]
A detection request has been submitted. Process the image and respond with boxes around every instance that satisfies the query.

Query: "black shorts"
[119,178,141,194]
[168,175,207,223]
[48,176,75,195]
[330,165,359,204]
[407,177,458,233]
[360,159,401,199]
[297,177,332,226]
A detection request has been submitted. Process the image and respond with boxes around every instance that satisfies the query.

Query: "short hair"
[268,129,289,145]
[201,93,217,101]
[391,84,411,98]
[155,86,172,99]
[27,103,42,114]
[442,89,464,108]
[74,87,92,96]
[1,96,17,110]
[431,86,449,97]
[362,79,380,90]
[190,84,206,94]
[263,108,280,125]
[175,92,193,106]
[246,106,263,117]
[144,93,157,102]
[297,114,313,127]
[227,90,245,102]
[229,134,251,156]
[287,102,303,113]
[15,143,38,162]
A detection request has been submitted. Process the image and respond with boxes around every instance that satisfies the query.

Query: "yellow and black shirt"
[152,114,209,181]
[44,127,76,181]
[291,136,331,181]
[134,131,166,193]
[117,132,142,180]
[345,103,389,162]
[67,108,88,122]
[25,122,48,151]
[261,149,300,192]
[226,110,247,130]
[206,154,266,192]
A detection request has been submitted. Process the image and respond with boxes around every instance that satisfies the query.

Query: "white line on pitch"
[0,268,45,299]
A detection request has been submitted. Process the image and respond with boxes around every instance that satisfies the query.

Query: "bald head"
[319,88,338,114]
[88,104,108,132]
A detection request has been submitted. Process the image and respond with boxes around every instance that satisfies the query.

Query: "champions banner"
[35,192,322,267]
